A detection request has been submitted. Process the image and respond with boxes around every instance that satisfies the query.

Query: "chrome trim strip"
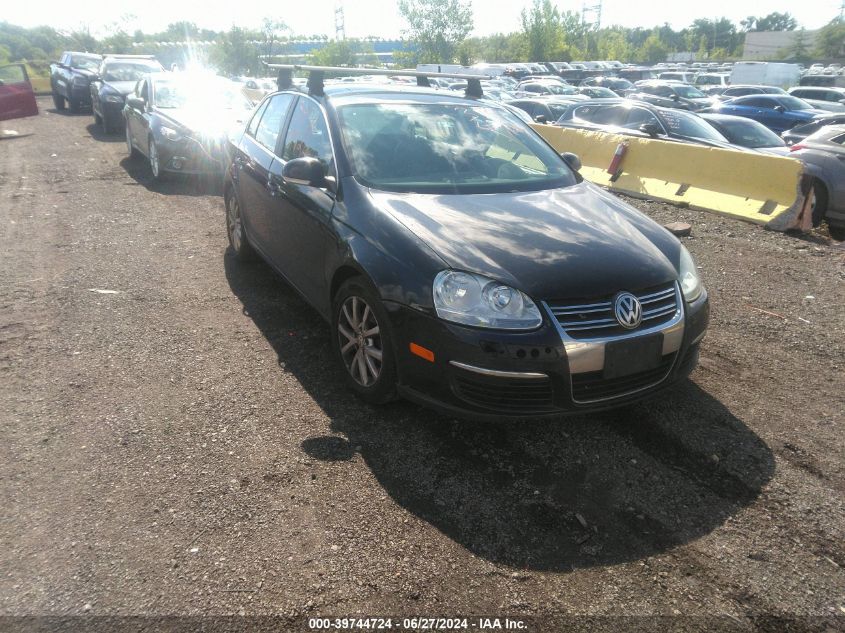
[542,282,686,376]
[449,361,548,380]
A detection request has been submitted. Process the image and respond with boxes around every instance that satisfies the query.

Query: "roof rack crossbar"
[263,63,491,99]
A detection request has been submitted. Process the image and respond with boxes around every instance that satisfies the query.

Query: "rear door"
[233,93,295,251]
[0,64,39,121]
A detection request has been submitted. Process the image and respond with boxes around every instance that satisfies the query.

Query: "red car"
[0,64,39,122]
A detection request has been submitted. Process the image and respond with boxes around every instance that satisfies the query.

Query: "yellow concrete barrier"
[532,124,811,231]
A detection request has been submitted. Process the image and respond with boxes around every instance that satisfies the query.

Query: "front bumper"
[70,84,92,105]
[156,135,228,176]
[386,285,709,420]
[100,98,126,124]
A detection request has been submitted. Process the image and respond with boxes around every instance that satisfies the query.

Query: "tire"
[52,92,65,111]
[148,136,165,181]
[100,110,112,135]
[828,225,845,241]
[224,190,255,261]
[810,179,828,228]
[125,123,140,159]
[332,277,398,404]
[94,111,102,126]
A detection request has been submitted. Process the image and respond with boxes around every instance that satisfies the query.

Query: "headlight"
[159,126,184,142]
[71,76,88,87]
[104,94,124,103]
[678,246,703,302]
[433,270,542,330]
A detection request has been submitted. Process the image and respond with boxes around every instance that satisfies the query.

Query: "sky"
[4,0,841,39]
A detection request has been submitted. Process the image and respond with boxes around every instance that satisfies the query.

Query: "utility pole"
[335,0,346,41]
[581,1,603,52]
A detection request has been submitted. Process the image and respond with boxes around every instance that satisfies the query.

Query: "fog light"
[171,157,184,170]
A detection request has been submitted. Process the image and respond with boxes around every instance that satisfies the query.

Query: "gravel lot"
[1,98,843,632]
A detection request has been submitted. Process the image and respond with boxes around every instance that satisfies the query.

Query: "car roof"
[804,124,845,141]
[294,83,491,106]
[700,113,763,125]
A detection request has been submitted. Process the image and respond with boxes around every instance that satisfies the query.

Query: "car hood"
[156,107,250,136]
[757,146,791,156]
[103,80,136,96]
[368,182,681,300]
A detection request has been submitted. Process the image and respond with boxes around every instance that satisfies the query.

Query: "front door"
[0,64,38,121]
[267,96,336,308]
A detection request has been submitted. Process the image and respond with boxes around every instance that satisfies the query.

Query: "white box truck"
[730,62,801,89]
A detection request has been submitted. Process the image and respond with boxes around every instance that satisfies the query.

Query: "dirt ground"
[1,99,843,632]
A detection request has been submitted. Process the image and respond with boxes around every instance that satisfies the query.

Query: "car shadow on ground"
[44,107,91,116]
[224,252,775,572]
[85,122,123,144]
[119,157,223,197]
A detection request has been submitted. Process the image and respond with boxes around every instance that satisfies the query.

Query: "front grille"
[571,353,676,403]
[452,373,555,414]
[548,283,679,339]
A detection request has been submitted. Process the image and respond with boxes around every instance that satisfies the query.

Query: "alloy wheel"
[149,139,160,179]
[125,125,133,156]
[337,296,383,387]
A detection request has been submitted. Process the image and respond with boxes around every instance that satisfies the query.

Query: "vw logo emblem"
[614,292,643,329]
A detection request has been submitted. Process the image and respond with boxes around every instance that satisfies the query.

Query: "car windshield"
[661,110,728,142]
[338,102,576,194]
[712,118,784,148]
[70,55,100,71]
[153,79,251,110]
[580,87,617,98]
[779,96,814,111]
[547,84,577,95]
[674,85,706,99]
[102,62,161,82]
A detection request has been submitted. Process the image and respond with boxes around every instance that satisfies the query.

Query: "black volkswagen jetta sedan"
[224,74,709,419]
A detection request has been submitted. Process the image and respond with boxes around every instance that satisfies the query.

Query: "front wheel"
[52,92,65,111]
[125,123,140,159]
[332,278,398,404]
[828,225,845,241]
[148,137,165,181]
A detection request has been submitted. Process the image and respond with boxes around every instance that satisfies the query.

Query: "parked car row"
[37,61,844,417]
[50,63,717,418]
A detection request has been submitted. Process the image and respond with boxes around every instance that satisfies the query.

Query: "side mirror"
[534,114,548,123]
[671,94,680,101]
[639,122,662,138]
[561,152,581,171]
[774,105,786,113]
[126,96,145,111]
[838,99,845,105]
[283,156,326,187]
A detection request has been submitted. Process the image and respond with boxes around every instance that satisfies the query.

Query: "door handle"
[266,177,283,196]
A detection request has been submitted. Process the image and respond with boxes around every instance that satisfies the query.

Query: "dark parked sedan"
[632,81,713,111]
[90,56,164,133]
[224,68,709,419]
[699,113,789,155]
[561,101,737,149]
[506,95,589,122]
[781,113,845,145]
[124,73,253,180]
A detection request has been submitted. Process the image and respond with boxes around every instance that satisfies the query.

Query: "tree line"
[1,1,843,77]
